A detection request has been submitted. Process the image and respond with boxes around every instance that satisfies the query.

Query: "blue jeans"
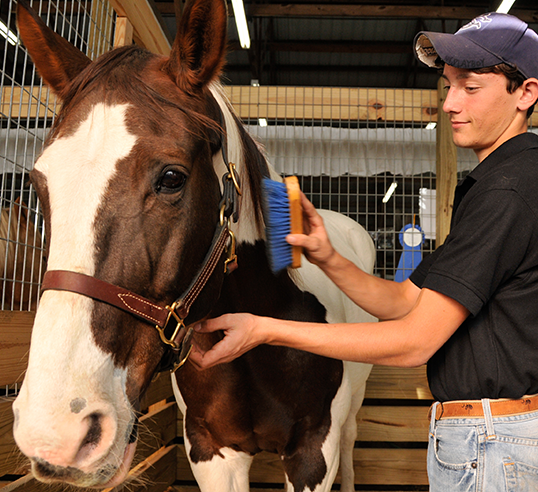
[428,400,538,491]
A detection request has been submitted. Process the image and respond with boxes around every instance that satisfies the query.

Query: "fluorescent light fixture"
[258,118,268,127]
[425,122,437,130]
[0,19,18,46]
[496,0,516,13]
[382,182,398,203]
[231,0,250,49]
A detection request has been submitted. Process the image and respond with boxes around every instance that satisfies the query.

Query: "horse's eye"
[157,168,187,193]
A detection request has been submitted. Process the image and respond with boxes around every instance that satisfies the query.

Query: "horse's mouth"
[30,420,139,488]
[31,441,137,488]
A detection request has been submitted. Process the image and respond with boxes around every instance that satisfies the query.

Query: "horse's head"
[12,0,248,487]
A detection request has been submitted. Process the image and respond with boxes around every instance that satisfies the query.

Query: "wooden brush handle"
[285,176,303,269]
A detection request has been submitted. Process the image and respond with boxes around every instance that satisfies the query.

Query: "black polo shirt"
[410,132,538,402]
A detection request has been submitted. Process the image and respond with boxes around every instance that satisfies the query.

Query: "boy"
[191,13,538,490]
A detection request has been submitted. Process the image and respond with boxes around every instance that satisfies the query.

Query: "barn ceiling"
[155,1,538,89]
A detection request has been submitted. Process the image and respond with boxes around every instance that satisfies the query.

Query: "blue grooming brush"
[262,176,303,274]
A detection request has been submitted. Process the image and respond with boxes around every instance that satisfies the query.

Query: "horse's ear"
[16,0,91,98]
[163,0,228,92]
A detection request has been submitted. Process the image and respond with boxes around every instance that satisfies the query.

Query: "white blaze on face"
[13,103,138,480]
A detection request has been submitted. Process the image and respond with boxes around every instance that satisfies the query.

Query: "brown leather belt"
[431,394,538,420]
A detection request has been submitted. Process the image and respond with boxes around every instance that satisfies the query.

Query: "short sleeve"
[422,187,533,315]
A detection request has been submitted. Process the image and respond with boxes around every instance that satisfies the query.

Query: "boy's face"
[442,64,525,161]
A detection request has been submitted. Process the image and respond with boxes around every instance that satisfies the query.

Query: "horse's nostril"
[81,413,102,449]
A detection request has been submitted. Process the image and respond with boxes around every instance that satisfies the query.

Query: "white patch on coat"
[13,104,137,479]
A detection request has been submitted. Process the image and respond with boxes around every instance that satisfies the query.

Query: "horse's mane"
[210,84,270,237]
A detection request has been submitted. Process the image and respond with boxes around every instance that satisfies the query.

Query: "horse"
[0,196,45,310]
[12,0,376,490]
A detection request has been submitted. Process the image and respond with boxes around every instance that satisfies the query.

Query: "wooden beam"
[4,85,538,128]
[244,4,538,23]
[435,77,458,246]
[1,86,57,120]
[87,0,115,59]
[108,0,172,54]
[224,86,438,124]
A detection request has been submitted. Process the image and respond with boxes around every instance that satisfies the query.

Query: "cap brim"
[414,31,505,71]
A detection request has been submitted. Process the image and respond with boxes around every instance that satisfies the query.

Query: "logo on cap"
[459,13,493,32]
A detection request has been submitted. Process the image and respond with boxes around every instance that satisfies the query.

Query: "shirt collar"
[467,132,538,183]
[451,132,538,223]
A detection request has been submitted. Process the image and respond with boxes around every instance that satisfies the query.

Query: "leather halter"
[41,115,241,373]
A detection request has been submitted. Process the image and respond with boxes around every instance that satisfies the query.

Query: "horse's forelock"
[49,45,224,148]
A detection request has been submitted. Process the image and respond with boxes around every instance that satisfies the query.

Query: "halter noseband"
[40,111,241,373]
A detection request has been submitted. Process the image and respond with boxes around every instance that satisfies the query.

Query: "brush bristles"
[262,176,302,274]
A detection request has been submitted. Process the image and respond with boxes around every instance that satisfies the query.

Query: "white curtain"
[248,125,480,177]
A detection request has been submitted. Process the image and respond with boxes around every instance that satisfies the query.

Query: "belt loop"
[481,398,496,439]
[430,402,440,434]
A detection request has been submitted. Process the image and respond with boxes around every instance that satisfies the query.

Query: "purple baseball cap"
[414,12,538,80]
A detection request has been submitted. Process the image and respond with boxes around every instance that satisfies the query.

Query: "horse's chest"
[175,346,343,459]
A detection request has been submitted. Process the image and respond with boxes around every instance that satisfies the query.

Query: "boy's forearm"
[317,251,420,321]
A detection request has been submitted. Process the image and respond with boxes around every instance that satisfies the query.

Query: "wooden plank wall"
[0,311,431,491]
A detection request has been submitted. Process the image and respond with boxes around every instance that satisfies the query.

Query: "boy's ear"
[518,78,538,114]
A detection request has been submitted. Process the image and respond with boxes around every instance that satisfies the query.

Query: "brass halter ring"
[227,162,242,196]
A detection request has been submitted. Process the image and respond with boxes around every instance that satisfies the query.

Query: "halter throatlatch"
[40,109,241,373]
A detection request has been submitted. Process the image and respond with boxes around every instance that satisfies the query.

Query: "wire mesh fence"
[232,85,478,280]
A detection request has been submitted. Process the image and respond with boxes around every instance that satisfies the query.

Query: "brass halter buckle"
[155,302,194,373]
[155,302,195,372]
[155,301,184,349]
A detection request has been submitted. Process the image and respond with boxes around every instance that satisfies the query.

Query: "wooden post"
[435,77,458,246]
[114,17,134,47]
[108,0,172,54]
